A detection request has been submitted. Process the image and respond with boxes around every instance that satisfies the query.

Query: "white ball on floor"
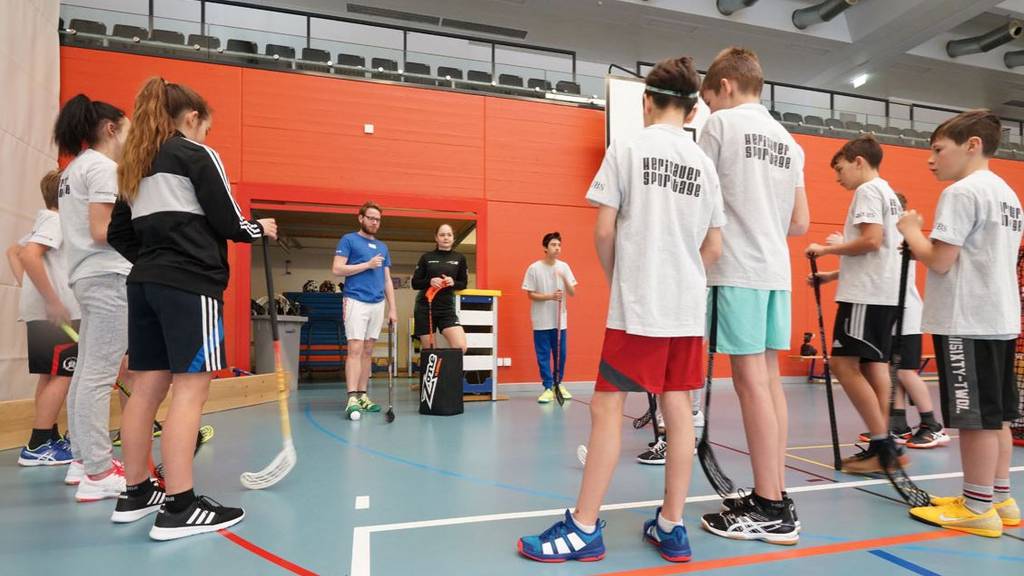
[351,411,361,421]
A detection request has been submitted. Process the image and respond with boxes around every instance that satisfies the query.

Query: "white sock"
[657,513,683,533]
[994,478,1011,503]
[572,514,596,534]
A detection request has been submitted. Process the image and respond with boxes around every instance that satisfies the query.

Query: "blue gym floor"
[1,379,1021,575]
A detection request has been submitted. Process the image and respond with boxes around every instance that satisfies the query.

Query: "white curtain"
[0,0,61,401]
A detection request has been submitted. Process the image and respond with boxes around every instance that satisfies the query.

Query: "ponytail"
[53,94,125,157]
[118,77,211,201]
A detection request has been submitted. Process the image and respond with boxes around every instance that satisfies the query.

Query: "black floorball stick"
[385,320,395,423]
[808,257,843,471]
[647,393,660,444]
[633,393,656,429]
[553,290,565,406]
[697,287,736,497]
[880,243,931,507]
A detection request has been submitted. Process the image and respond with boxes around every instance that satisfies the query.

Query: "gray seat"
[437,66,463,88]
[803,115,824,127]
[845,121,865,132]
[264,44,294,69]
[111,24,148,41]
[781,112,803,124]
[824,118,844,130]
[403,61,433,85]
[187,34,220,51]
[297,47,330,72]
[900,128,922,140]
[555,80,580,94]
[880,126,902,136]
[769,109,782,121]
[370,58,399,81]
[467,70,493,83]
[334,53,365,77]
[66,19,106,47]
[150,29,185,45]
[527,78,552,91]
[864,123,884,134]
[498,74,524,87]
[226,39,257,54]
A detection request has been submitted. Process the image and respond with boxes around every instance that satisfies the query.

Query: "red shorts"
[594,329,704,394]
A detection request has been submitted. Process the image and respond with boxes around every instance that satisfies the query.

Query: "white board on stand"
[605,75,709,148]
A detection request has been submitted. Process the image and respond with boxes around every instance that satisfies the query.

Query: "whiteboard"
[605,75,710,148]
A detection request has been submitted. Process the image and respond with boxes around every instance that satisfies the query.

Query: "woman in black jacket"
[412,223,469,352]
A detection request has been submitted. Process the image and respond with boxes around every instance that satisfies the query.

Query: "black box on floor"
[419,348,463,416]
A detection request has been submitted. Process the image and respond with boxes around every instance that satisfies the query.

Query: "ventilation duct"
[717,0,760,16]
[792,0,857,30]
[947,20,1023,58]
[346,4,440,25]
[1005,49,1024,69]
[441,19,528,39]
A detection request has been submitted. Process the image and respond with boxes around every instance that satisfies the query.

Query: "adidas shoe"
[358,394,381,413]
[18,440,74,467]
[930,495,1020,527]
[701,497,799,545]
[909,498,1002,538]
[517,510,606,563]
[64,460,85,485]
[149,496,245,541]
[905,426,951,449]
[637,438,667,465]
[76,460,126,502]
[643,507,692,562]
[112,481,166,523]
[858,427,912,444]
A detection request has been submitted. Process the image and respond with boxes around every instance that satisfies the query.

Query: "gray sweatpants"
[67,273,128,475]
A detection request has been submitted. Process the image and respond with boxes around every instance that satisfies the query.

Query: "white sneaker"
[693,410,705,429]
[64,460,85,486]
[75,462,126,502]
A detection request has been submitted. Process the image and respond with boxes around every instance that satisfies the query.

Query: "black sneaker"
[149,496,245,541]
[857,427,912,444]
[701,497,799,545]
[905,425,951,449]
[784,496,800,530]
[111,480,165,523]
[722,489,801,529]
[637,437,667,465]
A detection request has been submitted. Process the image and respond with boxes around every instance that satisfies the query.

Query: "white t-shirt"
[18,209,81,322]
[836,178,903,305]
[522,260,577,331]
[699,103,805,290]
[58,149,131,285]
[586,123,726,337]
[901,264,923,335]
[922,170,1022,337]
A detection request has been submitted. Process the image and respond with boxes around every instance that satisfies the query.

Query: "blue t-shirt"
[336,232,391,303]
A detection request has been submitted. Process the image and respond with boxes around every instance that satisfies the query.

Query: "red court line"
[594,529,965,576]
[219,529,319,576]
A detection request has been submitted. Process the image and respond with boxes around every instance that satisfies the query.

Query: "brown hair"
[895,192,908,210]
[930,109,1001,157]
[40,170,62,210]
[701,46,764,97]
[831,135,884,169]
[359,201,382,217]
[118,77,211,201]
[644,57,701,113]
[435,223,453,236]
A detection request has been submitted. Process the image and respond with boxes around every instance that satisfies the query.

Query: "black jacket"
[411,249,468,311]
[108,133,263,299]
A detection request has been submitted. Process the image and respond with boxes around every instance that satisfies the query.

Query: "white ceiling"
[251,0,1024,118]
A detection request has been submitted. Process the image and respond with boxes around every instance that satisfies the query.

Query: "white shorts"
[344,297,385,341]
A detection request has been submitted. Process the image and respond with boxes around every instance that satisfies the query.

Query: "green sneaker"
[359,394,381,413]
[538,388,554,403]
[346,396,362,420]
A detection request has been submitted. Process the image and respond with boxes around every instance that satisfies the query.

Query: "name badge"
[368,243,377,249]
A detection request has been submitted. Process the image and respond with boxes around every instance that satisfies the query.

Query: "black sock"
[165,489,195,514]
[889,409,908,431]
[348,391,360,399]
[919,411,940,429]
[753,493,786,513]
[126,479,155,497]
[27,428,52,450]
[50,424,61,442]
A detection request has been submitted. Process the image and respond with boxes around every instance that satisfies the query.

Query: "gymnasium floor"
[1,379,1021,575]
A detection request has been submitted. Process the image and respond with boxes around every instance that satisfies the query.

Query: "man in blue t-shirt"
[331,201,397,420]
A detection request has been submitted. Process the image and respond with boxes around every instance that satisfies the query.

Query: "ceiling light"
[851,73,868,88]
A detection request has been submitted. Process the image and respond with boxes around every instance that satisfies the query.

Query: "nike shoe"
[149,496,245,541]
[642,507,691,562]
[905,426,951,449]
[909,498,1002,538]
[18,440,74,467]
[517,510,606,563]
[930,495,1020,527]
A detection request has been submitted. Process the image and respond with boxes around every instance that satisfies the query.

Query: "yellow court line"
[784,452,838,471]
[787,435,959,452]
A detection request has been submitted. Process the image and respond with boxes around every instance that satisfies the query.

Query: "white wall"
[0,0,61,401]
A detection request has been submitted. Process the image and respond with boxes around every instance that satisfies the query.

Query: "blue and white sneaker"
[18,440,74,467]
[643,507,692,562]
[518,510,606,563]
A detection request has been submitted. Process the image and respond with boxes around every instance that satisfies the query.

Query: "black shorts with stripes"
[933,335,1019,430]
[128,282,225,374]
[831,301,898,362]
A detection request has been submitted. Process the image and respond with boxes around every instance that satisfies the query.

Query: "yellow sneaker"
[537,388,554,403]
[910,498,1003,538]
[930,495,1020,527]
[558,385,572,400]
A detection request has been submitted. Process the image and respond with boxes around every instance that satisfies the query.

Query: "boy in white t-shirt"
[6,171,79,467]
[899,110,1022,537]
[518,57,723,564]
[697,47,808,545]
[806,136,909,475]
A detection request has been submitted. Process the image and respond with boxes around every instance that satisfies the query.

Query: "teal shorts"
[707,287,791,355]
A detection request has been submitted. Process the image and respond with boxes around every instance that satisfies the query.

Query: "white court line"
[350,466,1024,576]
[355,496,370,510]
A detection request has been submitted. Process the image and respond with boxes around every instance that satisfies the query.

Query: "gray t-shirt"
[18,209,81,322]
[522,260,577,331]
[699,103,805,291]
[836,178,903,306]
[586,123,725,337]
[58,149,131,285]
[922,170,1022,337]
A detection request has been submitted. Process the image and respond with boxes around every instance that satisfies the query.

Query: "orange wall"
[60,47,1024,384]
